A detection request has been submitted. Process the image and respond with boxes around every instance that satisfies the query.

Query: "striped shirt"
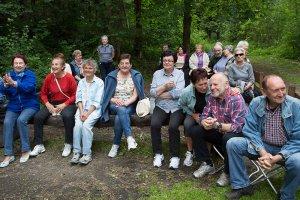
[201,88,248,133]
[263,104,287,146]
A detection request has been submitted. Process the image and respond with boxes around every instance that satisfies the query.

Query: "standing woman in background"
[30,53,77,158]
[0,53,39,167]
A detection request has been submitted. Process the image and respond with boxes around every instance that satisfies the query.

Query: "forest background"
[0,0,299,87]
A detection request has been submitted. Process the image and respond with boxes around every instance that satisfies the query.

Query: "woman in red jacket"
[30,53,77,157]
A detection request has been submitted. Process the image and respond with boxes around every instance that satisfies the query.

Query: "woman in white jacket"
[189,44,210,74]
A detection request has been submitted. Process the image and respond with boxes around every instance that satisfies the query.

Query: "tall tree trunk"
[183,0,193,54]
[133,0,142,58]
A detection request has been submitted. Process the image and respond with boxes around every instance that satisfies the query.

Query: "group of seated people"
[0,40,299,199]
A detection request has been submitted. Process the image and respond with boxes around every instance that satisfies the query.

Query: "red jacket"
[40,73,77,105]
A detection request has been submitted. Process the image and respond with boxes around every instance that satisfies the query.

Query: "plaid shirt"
[262,104,287,146]
[201,88,247,133]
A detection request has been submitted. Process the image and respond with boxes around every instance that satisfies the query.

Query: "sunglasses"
[235,53,244,57]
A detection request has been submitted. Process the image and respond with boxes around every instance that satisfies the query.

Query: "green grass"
[146,178,300,200]
[251,55,300,86]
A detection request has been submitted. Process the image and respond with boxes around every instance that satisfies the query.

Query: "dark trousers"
[150,106,184,157]
[33,104,76,145]
[190,125,241,174]
[100,62,114,80]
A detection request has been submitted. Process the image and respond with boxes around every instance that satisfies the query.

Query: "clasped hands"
[46,102,66,115]
[2,74,17,87]
[258,151,281,170]
[111,98,129,107]
[164,81,175,91]
[201,117,217,130]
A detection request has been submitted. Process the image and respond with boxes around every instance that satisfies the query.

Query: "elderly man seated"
[226,75,300,200]
[190,73,248,186]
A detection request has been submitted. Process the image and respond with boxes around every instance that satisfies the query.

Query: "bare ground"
[0,125,222,200]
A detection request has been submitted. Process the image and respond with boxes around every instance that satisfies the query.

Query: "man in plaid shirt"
[190,73,248,187]
[226,75,300,200]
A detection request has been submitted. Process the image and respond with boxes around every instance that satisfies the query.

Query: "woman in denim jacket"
[101,53,145,158]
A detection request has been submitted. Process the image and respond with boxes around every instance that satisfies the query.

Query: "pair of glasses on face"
[235,53,244,57]
[163,59,174,63]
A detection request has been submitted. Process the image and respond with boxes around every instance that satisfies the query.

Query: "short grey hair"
[224,45,234,53]
[234,47,245,54]
[237,40,249,49]
[101,35,108,40]
[83,59,98,71]
[72,50,82,58]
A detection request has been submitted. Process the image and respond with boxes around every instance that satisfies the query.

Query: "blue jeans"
[3,108,37,156]
[109,104,135,145]
[73,110,100,155]
[227,137,300,200]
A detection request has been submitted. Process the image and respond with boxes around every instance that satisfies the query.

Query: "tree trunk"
[183,0,193,54]
[133,0,142,58]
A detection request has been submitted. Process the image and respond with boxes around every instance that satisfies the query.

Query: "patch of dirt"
[0,125,223,200]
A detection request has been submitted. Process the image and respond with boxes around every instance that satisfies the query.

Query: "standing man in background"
[97,35,115,80]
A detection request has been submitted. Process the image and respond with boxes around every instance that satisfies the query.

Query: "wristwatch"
[213,122,222,130]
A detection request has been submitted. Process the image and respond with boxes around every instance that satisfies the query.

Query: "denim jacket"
[243,95,300,159]
[178,84,210,116]
[100,69,145,122]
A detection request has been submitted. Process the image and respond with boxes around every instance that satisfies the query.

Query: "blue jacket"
[243,95,300,160]
[178,84,210,116]
[101,69,145,122]
[0,68,39,112]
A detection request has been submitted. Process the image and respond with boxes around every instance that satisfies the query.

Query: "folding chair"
[249,160,284,194]
[209,145,225,174]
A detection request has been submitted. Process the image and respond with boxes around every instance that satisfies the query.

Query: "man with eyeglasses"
[226,75,300,200]
[150,51,185,170]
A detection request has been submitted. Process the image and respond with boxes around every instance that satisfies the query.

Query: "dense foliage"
[0,0,298,86]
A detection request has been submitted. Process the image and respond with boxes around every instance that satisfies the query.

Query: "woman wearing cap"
[227,47,255,104]
[30,53,77,158]
[101,53,145,158]
[70,59,104,165]
[0,53,39,168]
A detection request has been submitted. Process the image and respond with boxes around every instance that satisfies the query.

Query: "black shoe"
[226,185,254,200]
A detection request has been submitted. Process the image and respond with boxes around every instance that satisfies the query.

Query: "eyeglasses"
[163,59,174,63]
[235,53,244,57]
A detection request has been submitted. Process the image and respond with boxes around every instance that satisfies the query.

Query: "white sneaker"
[169,157,180,169]
[20,153,30,163]
[216,172,230,187]
[29,144,46,156]
[108,144,119,158]
[70,152,80,164]
[79,154,92,165]
[183,151,193,167]
[153,154,164,167]
[127,136,137,150]
[193,162,215,178]
[62,144,72,157]
[0,156,15,168]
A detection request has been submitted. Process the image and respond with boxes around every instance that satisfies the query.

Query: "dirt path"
[0,126,211,200]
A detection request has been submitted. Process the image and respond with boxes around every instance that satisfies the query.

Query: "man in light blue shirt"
[150,51,185,170]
